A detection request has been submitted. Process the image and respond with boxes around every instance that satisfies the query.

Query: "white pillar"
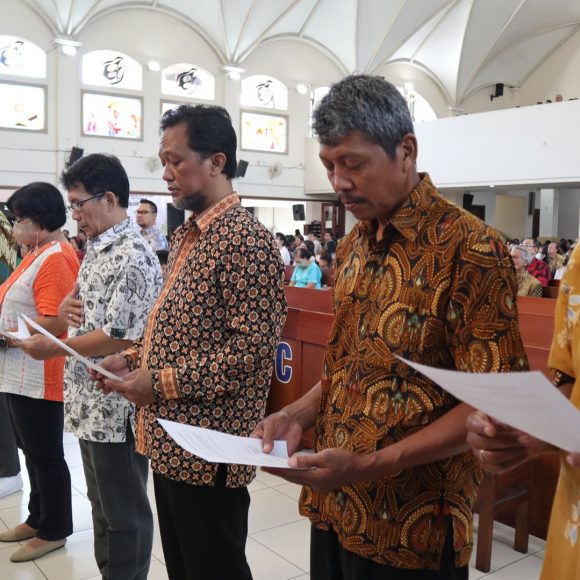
[539,189,559,238]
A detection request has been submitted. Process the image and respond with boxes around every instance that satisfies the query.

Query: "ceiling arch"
[19,0,580,105]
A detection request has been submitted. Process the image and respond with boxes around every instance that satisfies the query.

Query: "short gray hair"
[312,75,414,160]
[514,245,533,267]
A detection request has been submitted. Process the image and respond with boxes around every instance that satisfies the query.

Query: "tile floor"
[0,432,546,580]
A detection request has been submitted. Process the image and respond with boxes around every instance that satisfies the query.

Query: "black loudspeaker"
[462,193,474,210]
[235,160,249,178]
[528,191,535,216]
[67,147,84,167]
[292,204,305,221]
[166,203,185,240]
[490,83,505,101]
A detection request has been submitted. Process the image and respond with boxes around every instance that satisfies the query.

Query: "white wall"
[495,195,527,240]
[415,100,580,188]
[558,189,580,240]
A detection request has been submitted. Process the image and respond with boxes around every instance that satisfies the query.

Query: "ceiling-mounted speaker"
[528,191,535,216]
[292,204,305,221]
[462,193,474,210]
[490,83,504,101]
[67,147,84,168]
[235,159,249,178]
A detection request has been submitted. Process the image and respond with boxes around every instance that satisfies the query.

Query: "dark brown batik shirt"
[299,174,528,570]
[125,194,287,488]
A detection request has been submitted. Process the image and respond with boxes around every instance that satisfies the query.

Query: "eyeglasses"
[68,191,107,211]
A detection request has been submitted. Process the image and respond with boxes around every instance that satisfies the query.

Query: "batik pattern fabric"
[516,272,542,297]
[299,174,528,570]
[124,195,287,488]
[64,218,163,442]
[540,244,580,580]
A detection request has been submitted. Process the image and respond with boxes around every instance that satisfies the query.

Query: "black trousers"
[153,467,253,580]
[6,393,72,540]
[310,525,469,580]
[0,393,20,477]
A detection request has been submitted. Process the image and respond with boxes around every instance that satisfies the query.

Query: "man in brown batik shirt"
[96,105,287,580]
[254,76,528,580]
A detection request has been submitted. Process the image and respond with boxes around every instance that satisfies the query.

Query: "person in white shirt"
[275,232,291,265]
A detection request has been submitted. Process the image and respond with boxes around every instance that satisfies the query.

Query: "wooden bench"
[284,265,334,288]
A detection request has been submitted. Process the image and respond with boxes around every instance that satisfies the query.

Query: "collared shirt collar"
[360,173,436,244]
[87,217,136,253]
[184,193,240,233]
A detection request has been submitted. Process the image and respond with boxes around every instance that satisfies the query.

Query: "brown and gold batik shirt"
[299,174,528,570]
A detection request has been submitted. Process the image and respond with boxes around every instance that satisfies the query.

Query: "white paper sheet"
[21,314,126,383]
[157,418,297,468]
[397,356,580,452]
[0,317,31,340]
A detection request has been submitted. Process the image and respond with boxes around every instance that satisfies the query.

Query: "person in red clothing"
[522,238,551,286]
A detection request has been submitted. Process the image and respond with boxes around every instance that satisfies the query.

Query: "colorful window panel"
[82,92,142,140]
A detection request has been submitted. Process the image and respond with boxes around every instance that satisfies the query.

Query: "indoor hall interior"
[3,1,580,579]
[0,439,546,580]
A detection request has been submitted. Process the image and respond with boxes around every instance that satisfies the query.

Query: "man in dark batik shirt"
[97,105,287,580]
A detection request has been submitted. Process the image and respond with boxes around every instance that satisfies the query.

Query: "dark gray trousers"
[79,429,153,580]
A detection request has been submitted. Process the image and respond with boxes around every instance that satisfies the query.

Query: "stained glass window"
[0,82,46,131]
[241,75,288,110]
[82,92,142,140]
[82,50,142,91]
[161,64,214,100]
[0,36,46,79]
[240,111,288,154]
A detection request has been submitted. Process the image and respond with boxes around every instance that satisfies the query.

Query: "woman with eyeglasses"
[0,182,79,562]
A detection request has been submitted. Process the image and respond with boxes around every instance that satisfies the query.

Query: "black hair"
[139,198,158,213]
[7,182,66,231]
[61,153,130,208]
[295,247,312,261]
[304,240,315,254]
[319,252,333,266]
[160,105,237,179]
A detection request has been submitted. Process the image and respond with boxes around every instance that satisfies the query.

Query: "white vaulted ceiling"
[21,0,580,105]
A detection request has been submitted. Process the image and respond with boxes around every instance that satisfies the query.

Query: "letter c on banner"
[275,342,292,384]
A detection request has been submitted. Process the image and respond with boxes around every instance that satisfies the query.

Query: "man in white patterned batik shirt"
[19,154,163,580]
